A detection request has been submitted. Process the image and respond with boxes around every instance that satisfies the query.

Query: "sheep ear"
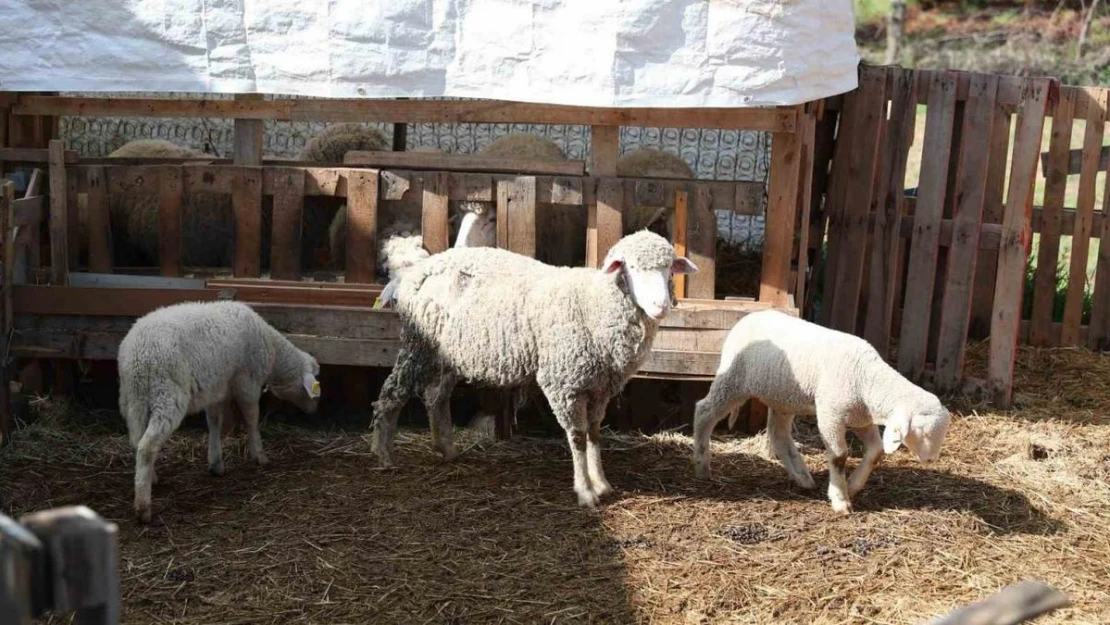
[601,257,624,274]
[672,257,698,275]
[303,372,321,399]
[883,411,908,454]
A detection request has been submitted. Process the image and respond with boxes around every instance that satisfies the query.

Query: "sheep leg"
[691,380,745,479]
[233,388,268,466]
[422,375,458,462]
[370,357,419,468]
[767,411,816,490]
[586,396,613,498]
[848,425,884,498]
[548,391,596,508]
[134,408,180,524]
[817,415,853,515]
[205,401,228,477]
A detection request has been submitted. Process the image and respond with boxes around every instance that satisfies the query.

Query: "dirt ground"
[2,346,1110,624]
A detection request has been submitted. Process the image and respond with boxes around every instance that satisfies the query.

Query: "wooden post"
[270,168,306,280]
[1033,89,1076,347]
[345,169,378,283]
[0,513,42,624]
[231,168,263,278]
[18,506,120,625]
[587,178,624,268]
[46,140,68,286]
[760,107,803,308]
[157,166,184,277]
[505,177,537,258]
[0,182,12,447]
[421,172,450,254]
[686,185,717,299]
[673,190,689,297]
[591,126,620,177]
[84,167,112,274]
[233,94,264,166]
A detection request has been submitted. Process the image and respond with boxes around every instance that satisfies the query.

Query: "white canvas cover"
[0,0,859,108]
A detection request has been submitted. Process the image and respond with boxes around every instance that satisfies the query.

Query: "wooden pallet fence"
[818,67,1055,405]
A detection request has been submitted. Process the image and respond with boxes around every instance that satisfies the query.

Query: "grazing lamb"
[691,310,951,514]
[106,139,232,267]
[371,230,698,507]
[118,301,321,523]
[616,148,696,240]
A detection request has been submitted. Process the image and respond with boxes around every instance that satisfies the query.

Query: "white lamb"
[691,310,951,514]
[372,231,698,507]
[118,301,322,523]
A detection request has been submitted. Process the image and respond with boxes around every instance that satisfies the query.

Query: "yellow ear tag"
[311,380,321,397]
[372,297,384,310]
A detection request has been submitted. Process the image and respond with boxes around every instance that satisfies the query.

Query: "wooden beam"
[345,150,586,176]
[13,285,226,317]
[14,95,799,132]
[760,109,803,308]
[233,94,265,166]
[1039,144,1108,176]
[231,167,263,278]
[505,176,537,258]
[0,147,77,163]
[590,126,620,177]
[588,178,624,268]
[421,171,450,254]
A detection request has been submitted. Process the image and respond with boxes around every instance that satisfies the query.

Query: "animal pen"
[0,94,815,444]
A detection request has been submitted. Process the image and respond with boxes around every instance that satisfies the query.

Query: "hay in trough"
[3,347,1110,624]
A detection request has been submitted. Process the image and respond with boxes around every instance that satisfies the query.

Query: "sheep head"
[600,230,697,321]
[883,398,951,462]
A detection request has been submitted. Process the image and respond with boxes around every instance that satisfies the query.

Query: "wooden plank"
[3,182,14,332]
[989,77,1053,407]
[69,273,206,289]
[16,95,798,132]
[760,108,805,308]
[651,328,730,352]
[223,284,380,308]
[934,74,1000,392]
[1030,90,1075,346]
[970,106,1015,339]
[495,179,510,250]
[793,107,818,309]
[504,176,538,258]
[1061,89,1107,345]
[830,67,887,333]
[231,168,263,278]
[12,196,43,229]
[686,185,716,299]
[864,68,918,354]
[157,166,184,277]
[270,168,306,281]
[1090,142,1110,349]
[13,285,225,316]
[421,171,450,254]
[46,140,68,285]
[345,150,586,176]
[84,166,111,274]
[588,178,623,268]
[673,190,689,297]
[345,169,378,283]
[233,94,265,166]
[639,350,721,377]
[65,165,79,270]
[0,147,77,163]
[897,72,959,380]
[1039,144,1108,176]
[591,126,620,177]
[820,90,859,326]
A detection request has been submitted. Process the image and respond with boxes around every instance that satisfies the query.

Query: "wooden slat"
[793,107,818,310]
[505,177,538,258]
[830,68,887,332]
[591,126,620,177]
[1030,89,1076,346]
[65,166,79,270]
[345,169,378,283]
[0,147,77,163]
[639,350,721,377]
[934,74,1000,392]
[231,167,263,278]
[16,95,798,132]
[1090,147,1110,349]
[270,168,306,281]
[421,171,450,254]
[897,72,958,380]
[157,166,184,277]
[13,196,43,228]
[588,178,623,268]
[495,179,510,250]
[760,107,804,308]
[84,166,111,274]
[233,94,265,166]
[819,91,858,325]
[673,190,689,297]
[864,68,918,354]
[2,182,14,332]
[13,285,225,317]
[1061,89,1108,345]
[1038,144,1108,175]
[989,77,1054,406]
[686,185,716,299]
[345,150,586,176]
[970,107,1015,338]
[47,140,68,285]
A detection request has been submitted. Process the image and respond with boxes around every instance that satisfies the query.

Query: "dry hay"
[3,348,1110,624]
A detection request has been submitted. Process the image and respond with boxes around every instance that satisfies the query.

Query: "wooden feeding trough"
[0,94,820,442]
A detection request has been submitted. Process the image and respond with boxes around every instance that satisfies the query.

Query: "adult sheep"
[106,139,233,268]
[691,310,952,514]
[119,301,322,523]
[616,148,696,240]
[371,230,698,507]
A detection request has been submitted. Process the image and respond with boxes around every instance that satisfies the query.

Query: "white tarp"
[0,0,859,108]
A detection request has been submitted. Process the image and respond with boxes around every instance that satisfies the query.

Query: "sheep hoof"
[135,503,153,524]
[576,488,600,508]
[438,446,459,462]
[593,479,614,498]
[693,460,710,479]
[797,475,817,490]
[209,462,226,477]
[830,499,853,515]
[255,454,270,467]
